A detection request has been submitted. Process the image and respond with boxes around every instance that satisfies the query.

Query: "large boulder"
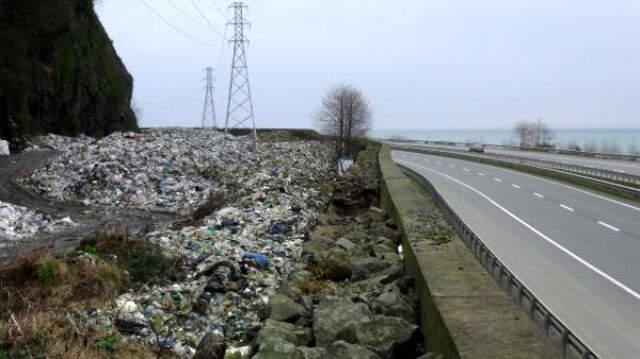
[193,331,226,359]
[313,299,372,347]
[371,290,415,323]
[256,319,312,347]
[351,257,389,281]
[253,338,325,359]
[337,315,419,358]
[322,248,353,281]
[327,341,381,359]
[269,294,307,323]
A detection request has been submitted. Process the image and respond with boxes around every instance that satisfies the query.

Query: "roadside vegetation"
[0,230,181,358]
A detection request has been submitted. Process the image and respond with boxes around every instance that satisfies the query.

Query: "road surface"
[388,142,640,176]
[392,149,640,359]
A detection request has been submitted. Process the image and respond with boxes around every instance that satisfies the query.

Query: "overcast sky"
[96,0,640,130]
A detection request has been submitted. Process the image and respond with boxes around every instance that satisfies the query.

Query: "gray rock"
[372,244,400,262]
[253,337,298,359]
[257,319,312,346]
[193,331,226,359]
[270,294,307,323]
[417,353,444,359]
[322,248,352,281]
[335,237,357,253]
[351,257,389,281]
[313,299,372,346]
[337,315,418,358]
[295,347,326,359]
[326,341,380,359]
[371,290,415,323]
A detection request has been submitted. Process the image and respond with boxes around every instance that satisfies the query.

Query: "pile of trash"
[53,130,337,356]
[0,139,9,156]
[25,133,95,152]
[21,130,332,214]
[0,200,74,244]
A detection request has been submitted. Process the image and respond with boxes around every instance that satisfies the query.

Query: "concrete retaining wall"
[379,145,559,358]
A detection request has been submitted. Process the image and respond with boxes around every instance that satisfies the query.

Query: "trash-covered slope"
[70,133,336,357]
[21,130,332,214]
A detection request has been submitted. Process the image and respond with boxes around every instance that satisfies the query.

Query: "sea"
[371,129,640,154]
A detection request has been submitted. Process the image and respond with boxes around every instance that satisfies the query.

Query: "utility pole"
[224,1,257,142]
[201,67,217,129]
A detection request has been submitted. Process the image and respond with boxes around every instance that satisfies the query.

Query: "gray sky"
[96,0,640,130]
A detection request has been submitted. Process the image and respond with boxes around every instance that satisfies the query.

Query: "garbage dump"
[0,200,74,245]
[34,130,339,357]
[25,133,96,152]
[21,129,332,214]
[0,140,9,156]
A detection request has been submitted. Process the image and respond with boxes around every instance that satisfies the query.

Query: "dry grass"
[0,231,181,358]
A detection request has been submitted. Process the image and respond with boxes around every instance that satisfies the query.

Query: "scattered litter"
[0,140,9,156]
[41,130,339,356]
[0,200,75,243]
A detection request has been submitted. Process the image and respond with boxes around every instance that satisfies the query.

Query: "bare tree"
[514,120,533,148]
[513,119,553,148]
[315,84,372,159]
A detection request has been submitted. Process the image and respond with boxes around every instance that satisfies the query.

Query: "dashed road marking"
[512,184,521,189]
[478,172,486,176]
[598,221,621,232]
[534,192,545,199]
[395,158,640,302]
[463,168,470,172]
[560,204,575,212]
[494,178,503,183]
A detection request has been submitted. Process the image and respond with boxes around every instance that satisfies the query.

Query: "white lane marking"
[534,192,545,199]
[450,164,456,168]
[478,172,486,176]
[494,178,503,183]
[393,150,640,213]
[396,158,640,302]
[560,204,575,212]
[437,162,443,165]
[598,221,621,232]
[463,168,470,172]
[512,184,521,189]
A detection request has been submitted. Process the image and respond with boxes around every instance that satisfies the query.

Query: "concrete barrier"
[379,145,560,359]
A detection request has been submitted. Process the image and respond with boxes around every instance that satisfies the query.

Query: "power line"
[209,0,230,20]
[189,0,226,38]
[167,0,208,28]
[138,0,215,46]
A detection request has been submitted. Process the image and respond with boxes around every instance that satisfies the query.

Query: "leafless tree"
[513,119,553,148]
[315,84,373,158]
[514,120,534,148]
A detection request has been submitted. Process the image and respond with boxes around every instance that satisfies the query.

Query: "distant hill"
[0,0,137,150]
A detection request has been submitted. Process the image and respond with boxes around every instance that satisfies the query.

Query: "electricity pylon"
[201,67,217,129]
[224,1,257,142]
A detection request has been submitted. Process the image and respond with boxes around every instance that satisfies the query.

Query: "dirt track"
[0,151,176,264]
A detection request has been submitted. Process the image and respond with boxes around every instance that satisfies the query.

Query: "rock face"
[0,0,137,149]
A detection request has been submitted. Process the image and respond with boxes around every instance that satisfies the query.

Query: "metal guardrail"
[399,164,597,359]
[396,144,640,189]
[418,141,640,162]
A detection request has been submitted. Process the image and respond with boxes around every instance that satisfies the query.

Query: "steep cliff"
[0,0,137,149]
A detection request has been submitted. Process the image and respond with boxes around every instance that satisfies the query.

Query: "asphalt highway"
[392,149,640,359]
[388,142,640,176]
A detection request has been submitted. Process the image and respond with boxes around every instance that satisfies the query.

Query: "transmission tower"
[201,67,217,129]
[224,1,257,142]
